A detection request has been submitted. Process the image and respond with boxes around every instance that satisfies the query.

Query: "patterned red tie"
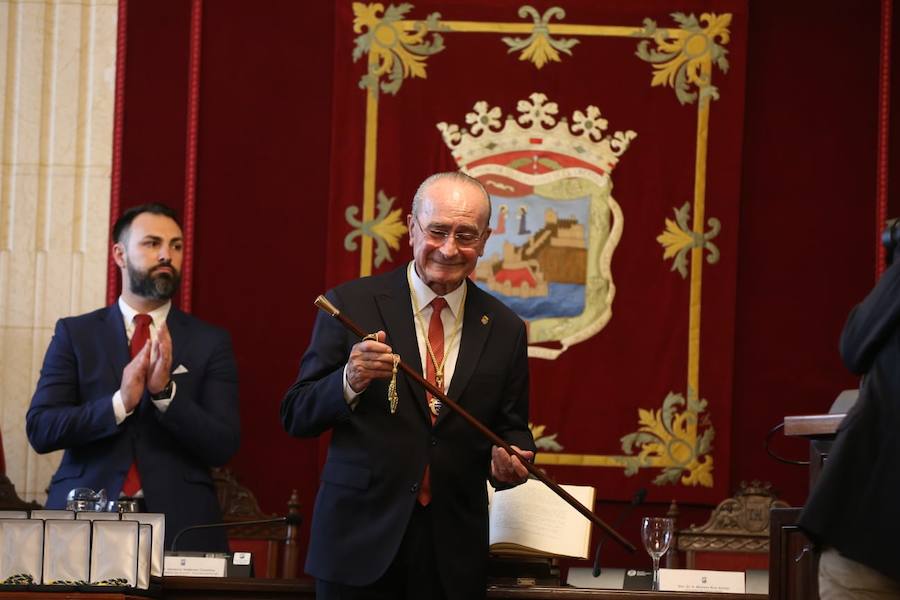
[121,313,151,497]
[419,297,446,506]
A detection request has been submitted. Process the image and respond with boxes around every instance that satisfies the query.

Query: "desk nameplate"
[164,555,227,577]
[659,568,744,593]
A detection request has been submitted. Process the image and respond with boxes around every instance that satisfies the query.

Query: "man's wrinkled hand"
[121,340,150,412]
[147,322,173,395]
[491,444,534,484]
[346,331,395,393]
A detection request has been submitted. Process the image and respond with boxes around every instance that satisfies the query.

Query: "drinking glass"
[65,487,107,512]
[641,516,674,590]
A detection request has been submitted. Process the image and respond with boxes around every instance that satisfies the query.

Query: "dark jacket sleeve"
[26,319,120,453]
[495,318,534,450]
[488,315,535,490]
[281,290,354,438]
[840,260,900,374]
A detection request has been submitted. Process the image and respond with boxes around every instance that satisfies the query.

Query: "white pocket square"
[173,364,189,375]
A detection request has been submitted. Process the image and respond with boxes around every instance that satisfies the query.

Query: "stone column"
[0,0,117,504]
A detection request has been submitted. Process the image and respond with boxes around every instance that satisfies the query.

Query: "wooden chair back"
[213,467,301,578]
[674,480,789,571]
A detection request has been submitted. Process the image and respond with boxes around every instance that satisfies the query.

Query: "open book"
[488,478,596,560]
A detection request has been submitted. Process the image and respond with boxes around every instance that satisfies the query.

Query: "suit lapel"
[374,267,430,421]
[437,280,493,427]
[103,303,131,381]
[165,306,189,373]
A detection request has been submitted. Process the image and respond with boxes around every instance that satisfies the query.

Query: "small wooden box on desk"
[769,412,844,600]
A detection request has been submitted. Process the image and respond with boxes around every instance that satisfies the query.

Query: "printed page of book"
[488,478,595,559]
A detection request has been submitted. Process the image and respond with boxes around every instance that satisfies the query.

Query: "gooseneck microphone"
[169,514,302,552]
[592,488,647,577]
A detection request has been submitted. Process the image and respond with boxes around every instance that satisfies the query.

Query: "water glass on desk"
[641,516,674,591]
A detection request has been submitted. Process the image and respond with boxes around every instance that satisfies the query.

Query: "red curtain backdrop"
[113,0,881,571]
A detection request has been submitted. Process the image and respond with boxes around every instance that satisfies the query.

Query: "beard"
[127,261,181,300]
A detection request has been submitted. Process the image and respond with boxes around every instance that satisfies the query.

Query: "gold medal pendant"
[387,354,400,414]
[431,369,444,415]
[429,396,442,416]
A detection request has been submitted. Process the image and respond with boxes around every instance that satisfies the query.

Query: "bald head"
[412,171,492,230]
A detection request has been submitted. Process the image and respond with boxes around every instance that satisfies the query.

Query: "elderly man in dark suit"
[282,171,535,600]
[27,203,240,552]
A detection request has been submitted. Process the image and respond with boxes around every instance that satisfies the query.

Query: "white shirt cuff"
[112,390,134,425]
[343,365,360,410]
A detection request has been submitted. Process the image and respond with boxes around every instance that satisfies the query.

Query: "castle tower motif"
[437,93,636,359]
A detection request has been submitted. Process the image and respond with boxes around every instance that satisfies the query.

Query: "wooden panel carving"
[677,480,789,564]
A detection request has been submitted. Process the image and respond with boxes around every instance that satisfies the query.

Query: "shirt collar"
[408,261,466,318]
[118,296,172,328]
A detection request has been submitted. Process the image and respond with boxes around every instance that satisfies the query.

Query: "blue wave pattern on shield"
[474,192,590,320]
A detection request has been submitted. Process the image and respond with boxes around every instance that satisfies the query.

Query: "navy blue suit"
[281,266,534,599]
[26,303,240,552]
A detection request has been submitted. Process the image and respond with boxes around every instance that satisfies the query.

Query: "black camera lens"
[882,218,900,264]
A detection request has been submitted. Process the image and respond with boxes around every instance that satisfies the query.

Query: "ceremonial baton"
[314,295,636,553]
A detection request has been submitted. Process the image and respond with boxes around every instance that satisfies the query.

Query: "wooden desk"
[782,414,845,437]
[783,413,844,491]
[768,413,845,600]
[163,578,767,599]
[164,576,314,598]
[487,587,765,599]
[1,581,769,599]
[0,594,144,600]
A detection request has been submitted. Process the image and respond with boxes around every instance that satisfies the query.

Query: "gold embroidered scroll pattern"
[501,6,579,69]
[635,12,732,106]
[352,2,445,95]
[657,202,721,279]
[535,389,716,487]
[620,392,715,487]
[344,190,407,268]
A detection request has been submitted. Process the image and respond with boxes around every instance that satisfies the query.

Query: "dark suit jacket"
[281,266,535,599]
[799,259,900,582]
[26,303,240,552]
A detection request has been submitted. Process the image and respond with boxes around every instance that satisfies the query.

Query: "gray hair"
[411,171,492,226]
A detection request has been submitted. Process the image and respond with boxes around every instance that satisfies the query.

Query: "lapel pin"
[481,315,489,325]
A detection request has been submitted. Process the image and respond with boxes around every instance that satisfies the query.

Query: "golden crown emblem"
[437,92,636,175]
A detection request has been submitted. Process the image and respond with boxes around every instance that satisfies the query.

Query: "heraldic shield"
[438,93,637,359]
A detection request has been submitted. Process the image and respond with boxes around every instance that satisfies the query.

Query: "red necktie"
[419,297,446,506]
[121,314,151,497]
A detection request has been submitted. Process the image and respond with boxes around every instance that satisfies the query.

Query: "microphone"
[169,514,302,552]
[592,488,646,577]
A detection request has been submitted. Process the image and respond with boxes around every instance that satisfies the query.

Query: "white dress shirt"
[112,297,177,424]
